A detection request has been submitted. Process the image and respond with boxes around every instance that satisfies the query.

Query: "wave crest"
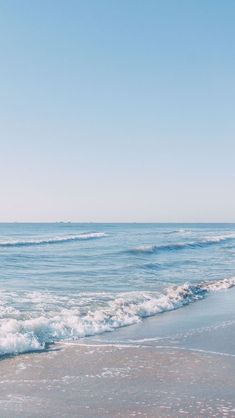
[0,276,234,356]
[0,232,107,248]
[128,234,235,254]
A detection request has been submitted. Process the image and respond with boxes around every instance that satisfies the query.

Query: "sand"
[0,342,234,418]
[1,289,235,417]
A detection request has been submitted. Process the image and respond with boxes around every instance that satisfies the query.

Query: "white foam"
[0,232,107,247]
[130,233,235,254]
[201,277,235,291]
[0,277,234,356]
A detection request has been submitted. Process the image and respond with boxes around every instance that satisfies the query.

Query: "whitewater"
[0,223,235,356]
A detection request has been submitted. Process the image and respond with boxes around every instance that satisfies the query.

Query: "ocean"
[0,222,235,357]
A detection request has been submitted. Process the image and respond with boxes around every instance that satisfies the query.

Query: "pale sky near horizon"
[0,0,234,222]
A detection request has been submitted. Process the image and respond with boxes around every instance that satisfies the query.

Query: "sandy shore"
[0,342,235,418]
[1,289,235,417]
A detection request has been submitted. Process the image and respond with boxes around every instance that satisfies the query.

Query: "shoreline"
[0,289,235,417]
[0,343,234,417]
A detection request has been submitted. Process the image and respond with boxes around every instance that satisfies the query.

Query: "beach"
[0,288,235,417]
[0,223,235,416]
[0,344,234,418]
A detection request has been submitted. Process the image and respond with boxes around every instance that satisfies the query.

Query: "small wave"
[128,234,235,254]
[0,232,107,248]
[0,276,234,356]
[164,229,192,235]
[141,262,162,270]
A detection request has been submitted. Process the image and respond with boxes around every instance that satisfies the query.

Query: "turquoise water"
[0,223,235,355]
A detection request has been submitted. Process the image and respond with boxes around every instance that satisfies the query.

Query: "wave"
[0,276,234,356]
[128,234,235,254]
[0,232,107,248]
[164,229,192,235]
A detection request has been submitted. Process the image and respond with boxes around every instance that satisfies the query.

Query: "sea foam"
[129,234,235,254]
[0,232,107,247]
[0,276,234,356]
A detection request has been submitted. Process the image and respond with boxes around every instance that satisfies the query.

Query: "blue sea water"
[0,223,235,356]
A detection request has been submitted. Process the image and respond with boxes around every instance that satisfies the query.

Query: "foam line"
[0,232,107,247]
[0,276,234,356]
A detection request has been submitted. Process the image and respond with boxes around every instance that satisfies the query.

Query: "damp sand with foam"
[0,288,235,417]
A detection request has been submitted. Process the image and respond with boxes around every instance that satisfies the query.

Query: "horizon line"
[0,221,235,225]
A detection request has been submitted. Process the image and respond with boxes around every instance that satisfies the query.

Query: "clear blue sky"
[0,0,234,222]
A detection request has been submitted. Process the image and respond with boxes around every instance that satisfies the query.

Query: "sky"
[0,0,234,222]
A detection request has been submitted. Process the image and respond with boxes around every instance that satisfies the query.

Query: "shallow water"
[0,223,235,356]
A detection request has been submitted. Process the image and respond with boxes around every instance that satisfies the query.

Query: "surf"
[0,276,234,357]
[128,234,235,254]
[0,232,107,247]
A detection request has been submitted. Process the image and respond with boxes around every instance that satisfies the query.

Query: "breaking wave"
[0,276,234,356]
[128,234,235,254]
[0,232,107,248]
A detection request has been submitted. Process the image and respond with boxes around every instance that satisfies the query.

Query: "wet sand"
[0,342,235,418]
[1,289,235,417]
